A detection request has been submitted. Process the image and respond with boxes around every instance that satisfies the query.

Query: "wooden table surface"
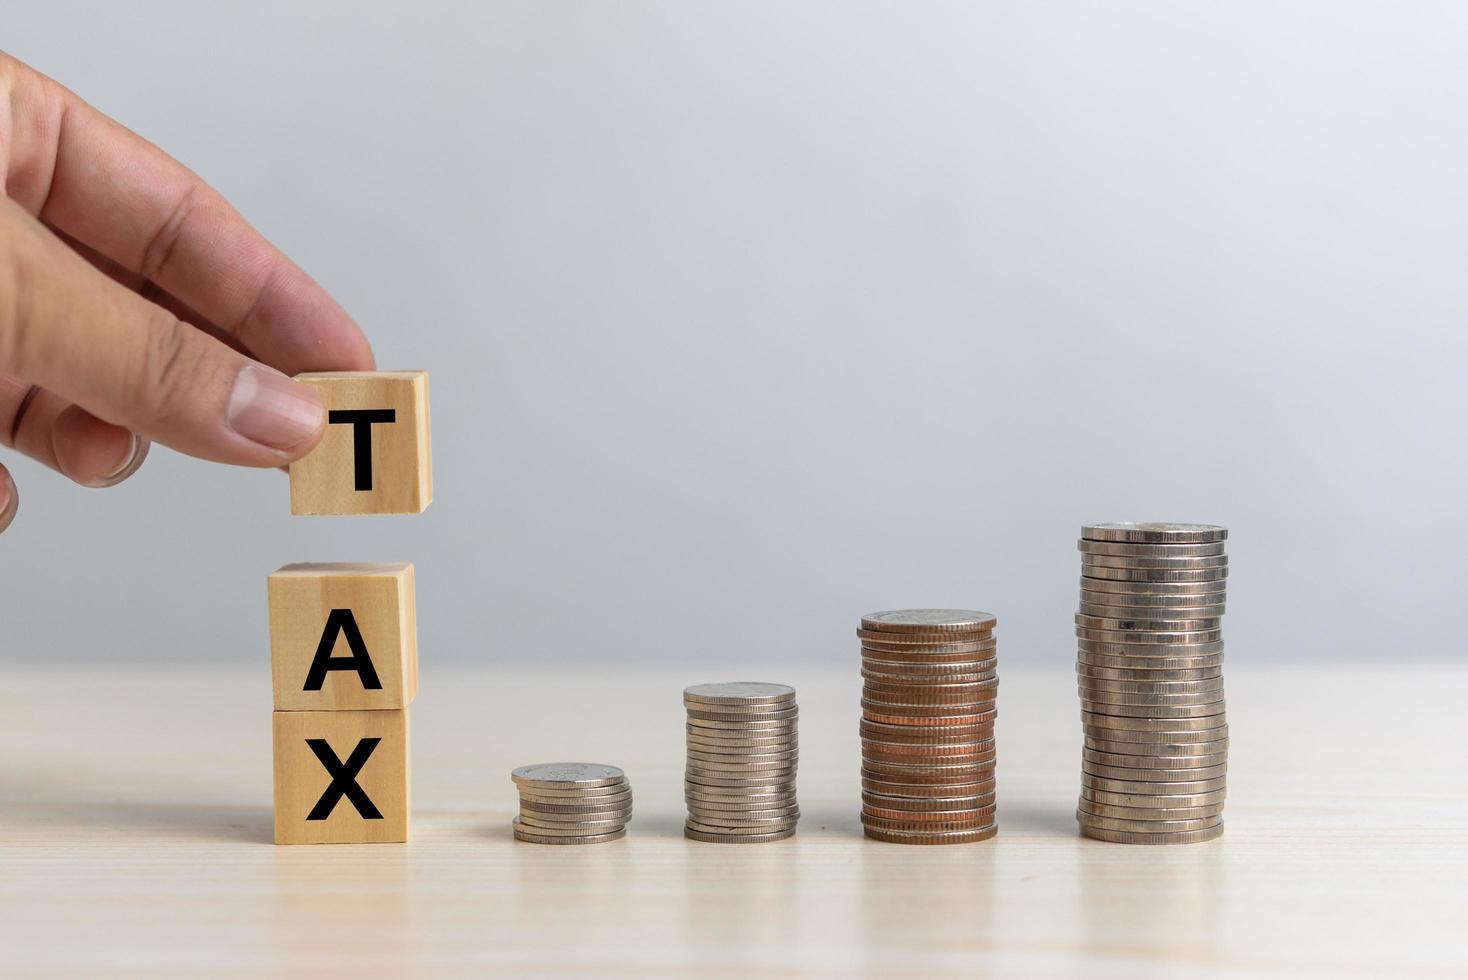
[1,661,1464,977]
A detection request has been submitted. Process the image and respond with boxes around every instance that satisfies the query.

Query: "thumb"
[1,199,324,466]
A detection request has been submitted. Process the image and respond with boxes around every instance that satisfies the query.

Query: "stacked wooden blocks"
[269,371,432,844]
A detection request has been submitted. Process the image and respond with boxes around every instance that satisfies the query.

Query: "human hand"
[0,52,374,534]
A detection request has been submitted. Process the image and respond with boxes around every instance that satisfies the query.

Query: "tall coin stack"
[511,763,632,845]
[859,609,999,844]
[1075,523,1229,844]
[683,683,800,843]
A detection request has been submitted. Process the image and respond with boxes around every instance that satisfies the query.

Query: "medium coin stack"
[1075,522,1229,844]
[859,609,999,845]
[683,682,800,843]
[511,763,632,845]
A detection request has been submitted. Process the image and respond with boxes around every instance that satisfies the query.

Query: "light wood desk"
[1,662,1463,977]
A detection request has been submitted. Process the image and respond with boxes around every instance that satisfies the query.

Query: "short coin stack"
[511,763,632,845]
[859,609,999,844]
[683,682,800,843]
[1075,523,1229,844]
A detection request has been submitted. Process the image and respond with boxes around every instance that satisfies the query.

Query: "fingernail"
[0,471,17,535]
[86,433,151,489]
[226,365,324,453]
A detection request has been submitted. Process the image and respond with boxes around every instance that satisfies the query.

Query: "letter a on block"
[289,370,432,514]
[273,709,410,844]
[269,563,417,711]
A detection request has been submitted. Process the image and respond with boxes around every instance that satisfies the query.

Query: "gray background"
[2,2,1464,666]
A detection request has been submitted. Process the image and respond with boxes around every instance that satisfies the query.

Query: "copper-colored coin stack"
[859,609,999,844]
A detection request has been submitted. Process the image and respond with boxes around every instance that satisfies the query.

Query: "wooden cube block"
[289,371,432,515]
[268,562,418,711]
[273,708,410,844]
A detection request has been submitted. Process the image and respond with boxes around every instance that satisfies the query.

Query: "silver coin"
[1081,723,1228,744]
[683,682,796,706]
[1080,577,1228,596]
[1079,540,1226,558]
[511,763,626,790]
[684,826,796,843]
[1081,711,1226,732]
[1077,627,1223,645]
[1082,553,1229,570]
[685,717,799,732]
[1082,787,1227,808]
[1084,750,1228,772]
[1082,760,1228,782]
[1081,523,1227,544]
[1078,602,1226,621]
[684,770,796,786]
[513,782,633,799]
[683,702,799,717]
[516,815,631,833]
[1079,687,1226,705]
[1078,650,1225,670]
[686,805,801,822]
[513,826,627,846]
[685,737,797,753]
[1085,734,1228,755]
[1080,588,1227,608]
[516,802,633,820]
[517,789,634,807]
[1082,774,1227,795]
[1079,675,1225,693]
[1075,810,1221,834]
[1076,615,1223,634]
[861,609,998,633]
[686,817,800,835]
[1083,566,1228,583]
[1078,663,1222,681]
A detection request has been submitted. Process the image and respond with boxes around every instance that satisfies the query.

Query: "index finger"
[6,58,374,377]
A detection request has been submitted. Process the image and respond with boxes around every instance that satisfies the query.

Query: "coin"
[1076,614,1223,632]
[518,789,634,807]
[683,682,796,706]
[1079,588,1228,608]
[1078,796,1225,818]
[1082,553,1229,569]
[1081,577,1228,596]
[1078,822,1224,845]
[1082,774,1227,795]
[1082,761,1228,782]
[863,825,997,844]
[511,763,626,790]
[1080,676,1224,694]
[1081,522,1227,544]
[514,825,627,846]
[861,609,998,633]
[684,826,796,843]
[1082,788,1227,808]
[1083,565,1228,583]
[1078,664,1222,681]
[1075,810,1221,833]
[515,814,630,832]
[1084,748,1228,769]
[1079,540,1227,558]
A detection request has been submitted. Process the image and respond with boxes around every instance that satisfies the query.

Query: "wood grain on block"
[268,562,417,711]
[272,708,410,844]
[289,371,432,515]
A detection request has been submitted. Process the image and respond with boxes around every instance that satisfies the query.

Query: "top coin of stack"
[683,682,800,843]
[1074,523,1229,845]
[859,609,999,845]
[511,763,632,845]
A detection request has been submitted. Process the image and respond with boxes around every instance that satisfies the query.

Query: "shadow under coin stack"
[683,683,800,843]
[1075,523,1229,844]
[511,763,632,845]
[859,609,999,844]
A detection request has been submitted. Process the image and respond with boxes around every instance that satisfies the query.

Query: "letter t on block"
[289,371,432,514]
[268,563,418,711]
